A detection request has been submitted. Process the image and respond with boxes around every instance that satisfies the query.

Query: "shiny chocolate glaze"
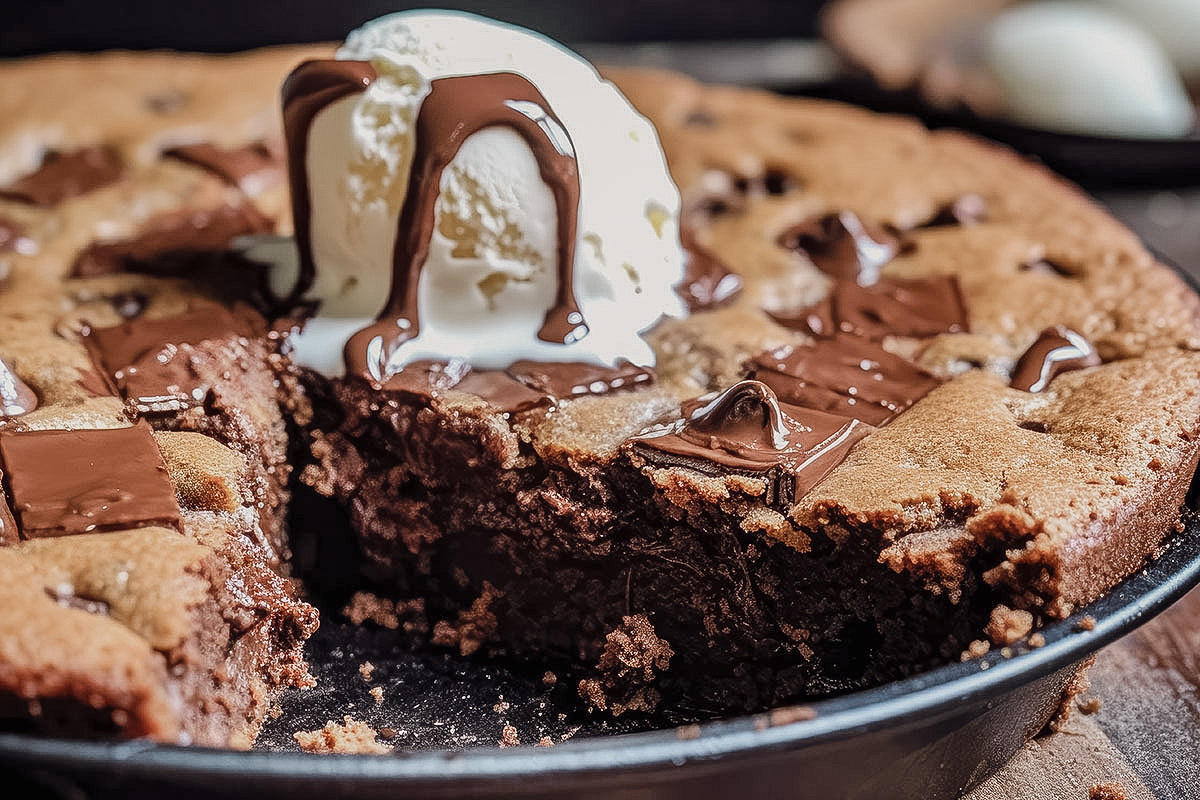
[750,335,941,427]
[631,380,870,506]
[0,146,124,206]
[0,358,37,417]
[342,72,584,382]
[281,59,378,304]
[1010,325,1101,392]
[0,420,181,538]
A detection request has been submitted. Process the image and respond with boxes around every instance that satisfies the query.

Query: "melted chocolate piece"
[165,141,282,194]
[1010,326,1100,392]
[771,275,968,341]
[675,227,743,311]
[81,302,266,416]
[71,203,273,278]
[0,358,37,417]
[281,59,378,303]
[778,211,903,286]
[0,420,181,538]
[831,276,969,340]
[919,194,987,228]
[508,360,653,400]
[0,146,124,206]
[750,335,942,426]
[630,380,870,505]
[453,371,554,416]
[344,72,584,382]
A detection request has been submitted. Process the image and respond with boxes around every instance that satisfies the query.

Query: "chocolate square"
[0,420,181,538]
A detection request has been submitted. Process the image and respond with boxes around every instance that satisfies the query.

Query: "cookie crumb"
[1028,632,1046,648]
[342,592,428,633]
[294,716,391,755]
[542,671,557,686]
[1077,697,1102,715]
[1089,781,1127,800]
[369,686,384,705]
[493,700,510,713]
[985,604,1033,646]
[499,724,520,748]
[768,705,817,727]
[961,639,990,661]
[359,661,375,682]
[537,736,554,747]
[1077,615,1097,631]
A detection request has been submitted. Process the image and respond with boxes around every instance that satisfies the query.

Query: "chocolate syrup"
[342,72,584,382]
[1010,325,1100,392]
[281,59,378,303]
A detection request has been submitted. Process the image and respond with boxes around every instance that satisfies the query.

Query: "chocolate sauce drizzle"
[630,380,870,506]
[342,72,584,383]
[1010,325,1100,392]
[281,59,378,304]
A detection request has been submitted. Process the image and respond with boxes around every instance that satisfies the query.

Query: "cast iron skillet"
[3,491,1199,800]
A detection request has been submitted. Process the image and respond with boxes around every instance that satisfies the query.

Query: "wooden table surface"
[962,190,1200,800]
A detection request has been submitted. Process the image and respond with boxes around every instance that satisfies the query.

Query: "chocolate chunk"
[164,141,283,195]
[629,380,871,505]
[676,228,743,311]
[771,275,968,341]
[1010,326,1101,392]
[374,359,553,416]
[508,360,653,400]
[0,420,181,538]
[750,335,942,426]
[778,211,903,286]
[81,302,266,416]
[831,276,969,340]
[0,357,37,417]
[0,146,124,206]
[71,203,274,278]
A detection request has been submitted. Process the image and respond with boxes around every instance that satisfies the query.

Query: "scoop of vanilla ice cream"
[285,10,685,376]
[1099,0,1200,83]
[981,1,1195,138]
